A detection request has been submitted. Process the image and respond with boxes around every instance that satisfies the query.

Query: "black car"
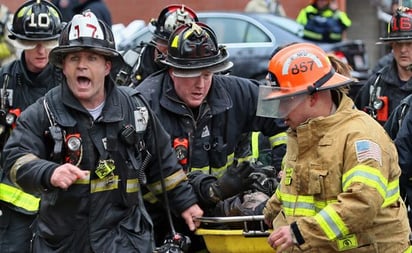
[116,11,369,82]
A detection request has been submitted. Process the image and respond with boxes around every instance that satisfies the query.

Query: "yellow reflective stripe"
[0,183,39,212]
[278,191,338,216]
[279,192,316,216]
[10,153,39,186]
[303,30,323,40]
[146,169,187,194]
[404,246,412,253]
[191,153,236,178]
[73,173,90,184]
[330,33,343,40]
[143,191,159,203]
[383,179,400,207]
[269,132,287,148]
[236,155,255,164]
[251,132,260,159]
[342,165,387,200]
[314,205,349,240]
[336,11,352,27]
[90,176,119,193]
[126,178,139,193]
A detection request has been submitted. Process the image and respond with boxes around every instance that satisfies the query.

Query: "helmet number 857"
[291,60,314,75]
[28,13,50,28]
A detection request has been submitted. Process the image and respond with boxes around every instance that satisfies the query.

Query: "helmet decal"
[379,6,412,42]
[281,50,325,76]
[152,4,199,43]
[9,0,62,41]
[49,10,124,69]
[68,11,104,40]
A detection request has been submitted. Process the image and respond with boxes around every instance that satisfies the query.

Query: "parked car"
[115,11,369,82]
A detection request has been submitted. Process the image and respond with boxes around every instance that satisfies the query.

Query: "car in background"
[116,12,369,82]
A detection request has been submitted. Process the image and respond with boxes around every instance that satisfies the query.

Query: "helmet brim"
[49,45,124,68]
[377,36,412,44]
[264,72,353,100]
[172,60,234,77]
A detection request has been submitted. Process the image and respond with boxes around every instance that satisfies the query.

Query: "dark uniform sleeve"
[2,99,59,194]
[142,98,199,215]
[394,110,412,226]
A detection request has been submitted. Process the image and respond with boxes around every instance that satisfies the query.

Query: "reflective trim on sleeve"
[191,152,236,178]
[303,29,323,40]
[269,132,287,148]
[330,33,343,41]
[10,153,39,186]
[279,192,316,216]
[342,165,387,201]
[404,246,412,253]
[251,132,260,159]
[146,169,187,195]
[314,205,349,240]
[383,179,401,207]
[0,183,39,212]
[278,191,338,216]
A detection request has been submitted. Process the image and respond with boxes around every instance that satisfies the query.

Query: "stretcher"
[195,215,275,253]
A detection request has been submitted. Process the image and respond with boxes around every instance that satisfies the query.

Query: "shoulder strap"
[398,94,412,128]
[368,73,383,109]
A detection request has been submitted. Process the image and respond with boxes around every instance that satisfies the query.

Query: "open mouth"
[77,76,91,88]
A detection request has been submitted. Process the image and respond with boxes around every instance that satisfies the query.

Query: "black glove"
[209,161,255,202]
[249,165,279,197]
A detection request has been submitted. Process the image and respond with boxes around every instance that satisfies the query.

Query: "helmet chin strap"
[307,68,335,95]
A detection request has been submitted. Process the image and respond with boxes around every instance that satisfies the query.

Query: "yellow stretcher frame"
[195,215,275,253]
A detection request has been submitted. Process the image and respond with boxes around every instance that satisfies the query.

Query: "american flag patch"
[355,140,382,166]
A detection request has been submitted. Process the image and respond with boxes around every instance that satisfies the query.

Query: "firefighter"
[2,10,203,253]
[260,42,412,252]
[0,1,63,252]
[296,0,352,43]
[136,21,287,251]
[120,4,198,87]
[356,6,412,125]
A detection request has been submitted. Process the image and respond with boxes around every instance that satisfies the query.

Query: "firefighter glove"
[209,161,254,202]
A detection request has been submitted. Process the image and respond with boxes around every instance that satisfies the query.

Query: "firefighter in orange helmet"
[258,42,412,252]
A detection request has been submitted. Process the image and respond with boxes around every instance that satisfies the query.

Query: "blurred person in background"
[51,0,112,26]
[296,0,352,43]
[0,4,18,67]
[355,7,412,125]
[244,0,286,16]
[122,4,199,87]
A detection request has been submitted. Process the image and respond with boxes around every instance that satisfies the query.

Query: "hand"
[50,163,89,190]
[267,225,294,252]
[209,161,254,201]
[181,204,203,231]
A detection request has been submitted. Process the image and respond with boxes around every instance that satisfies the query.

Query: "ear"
[105,60,112,76]
[309,92,319,107]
